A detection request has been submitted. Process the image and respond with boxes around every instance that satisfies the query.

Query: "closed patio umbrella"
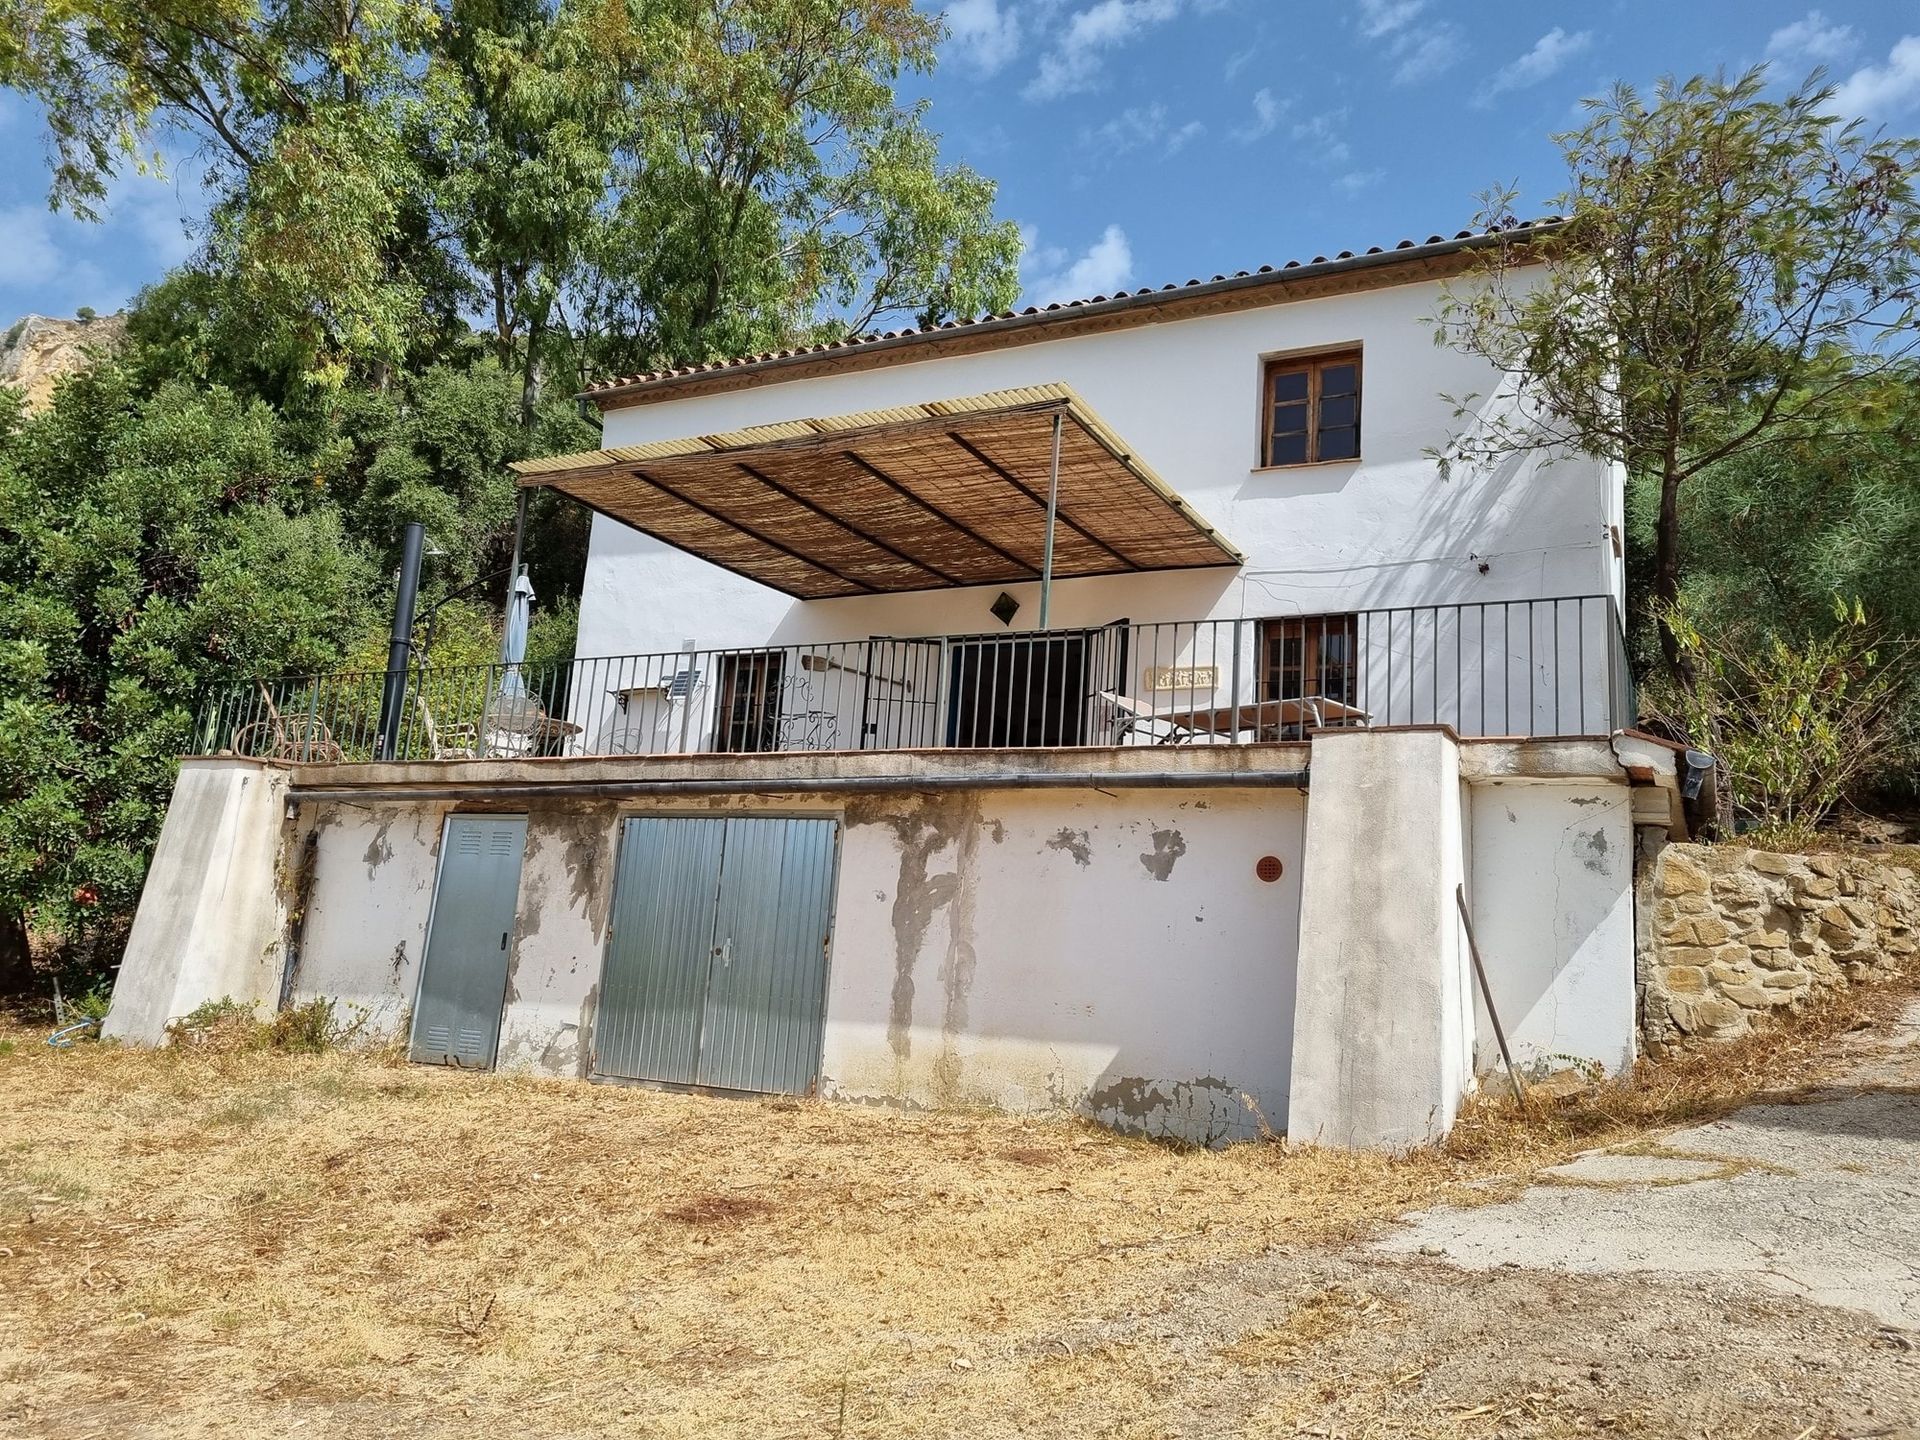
[488,567,539,735]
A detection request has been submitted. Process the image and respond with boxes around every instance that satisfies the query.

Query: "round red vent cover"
[1255,855,1284,883]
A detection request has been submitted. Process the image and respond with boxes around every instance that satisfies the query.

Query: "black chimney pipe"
[375,522,426,760]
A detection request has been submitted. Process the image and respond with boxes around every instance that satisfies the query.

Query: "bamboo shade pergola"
[510,384,1244,600]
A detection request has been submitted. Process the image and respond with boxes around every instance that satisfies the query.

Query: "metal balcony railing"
[197,595,1632,764]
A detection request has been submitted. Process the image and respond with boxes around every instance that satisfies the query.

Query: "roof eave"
[582,220,1563,411]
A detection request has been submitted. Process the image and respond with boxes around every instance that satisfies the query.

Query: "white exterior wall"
[1467,779,1636,1074]
[290,802,451,1034]
[824,787,1305,1144]
[289,786,1306,1143]
[574,272,1622,663]
[268,753,1639,1142]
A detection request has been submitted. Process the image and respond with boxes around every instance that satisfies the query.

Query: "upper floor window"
[1263,352,1361,466]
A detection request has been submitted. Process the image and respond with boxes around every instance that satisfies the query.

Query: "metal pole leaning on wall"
[1037,410,1063,631]
[375,522,426,761]
[1455,883,1528,1107]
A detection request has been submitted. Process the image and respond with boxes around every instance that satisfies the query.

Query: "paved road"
[1377,1001,1920,1329]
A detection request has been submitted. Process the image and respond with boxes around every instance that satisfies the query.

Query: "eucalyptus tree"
[1,0,1022,403]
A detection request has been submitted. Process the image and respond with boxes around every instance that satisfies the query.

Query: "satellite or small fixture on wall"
[990,592,1020,627]
[1255,855,1284,883]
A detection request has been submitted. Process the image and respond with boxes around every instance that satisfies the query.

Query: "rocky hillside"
[0,312,128,412]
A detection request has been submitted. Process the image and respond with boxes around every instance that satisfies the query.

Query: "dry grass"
[1,962,1914,1439]
[1447,952,1920,1166]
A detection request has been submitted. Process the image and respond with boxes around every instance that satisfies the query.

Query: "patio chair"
[414,693,478,760]
[229,682,345,763]
[1100,690,1200,745]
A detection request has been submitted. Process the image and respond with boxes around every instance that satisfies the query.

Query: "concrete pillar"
[103,758,290,1045]
[1288,729,1472,1150]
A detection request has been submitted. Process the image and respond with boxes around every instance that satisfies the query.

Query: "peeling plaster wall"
[285,786,1304,1144]
[290,801,450,1034]
[824,787,1306,1145]
[493,803,622,1078]
[1466,779,1636,1075]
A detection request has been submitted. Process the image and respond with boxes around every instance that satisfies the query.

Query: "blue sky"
[3,2,1919,324]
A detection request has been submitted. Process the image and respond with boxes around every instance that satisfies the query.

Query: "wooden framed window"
[713,651,785,752]
[1260,614,1359,737]
[1262,352,1361,467]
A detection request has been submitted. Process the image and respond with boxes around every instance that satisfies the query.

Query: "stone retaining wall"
[1640,843,1920,1043]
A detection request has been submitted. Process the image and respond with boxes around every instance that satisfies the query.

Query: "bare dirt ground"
[3,981,1918,1439]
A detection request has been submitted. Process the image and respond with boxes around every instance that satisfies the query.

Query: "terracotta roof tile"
[581,217,1564,401]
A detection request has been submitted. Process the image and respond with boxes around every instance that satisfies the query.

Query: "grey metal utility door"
[595,815,838,1095]
[410,814,527,1068]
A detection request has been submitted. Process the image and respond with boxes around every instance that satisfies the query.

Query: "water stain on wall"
[848,795,976,1067]
[1574,825,1613,875]
[1045,827,1093,867]
[1139,828,1187,881]
[362,816,395,879]
[931,813,982,1106]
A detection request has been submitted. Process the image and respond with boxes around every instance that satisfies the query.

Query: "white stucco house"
[106,220,1691,1148]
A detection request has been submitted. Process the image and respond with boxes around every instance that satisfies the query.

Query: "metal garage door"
[594,815,838,1094]
[410,814,527,1068]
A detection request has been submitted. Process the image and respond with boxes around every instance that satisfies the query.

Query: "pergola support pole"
[1038,410,1063,630]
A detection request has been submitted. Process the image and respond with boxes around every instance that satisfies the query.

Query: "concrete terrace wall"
[104,759,291,1044]
[288,785,1308,1144]
[1468,778,1636,1074]
[1640,844,1920,1043]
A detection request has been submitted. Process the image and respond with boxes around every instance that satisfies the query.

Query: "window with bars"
[1260,614,1360,737]
[1262,352,1361,466]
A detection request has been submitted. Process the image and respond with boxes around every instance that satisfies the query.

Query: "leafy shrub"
[268,998,342,1054]
[63,982,115,1024]
[169,996,347,1054]
[1659,597,1914,844]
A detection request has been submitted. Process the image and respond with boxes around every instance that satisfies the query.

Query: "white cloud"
[1832,35,1920,119]
[1025,0,1182,100]
[1233,87,1285,144]
[1352,0,1461,85]
[0,205,68,291]
[1085,103,1205,158]
[1223,45,1257,83]
[1390,28,1465,84]
[1475,27,1591,107]
[1290,109,1351,166]
[1021,223,1135,305]
[1356,0,1424,40]
[944,0,1024,77]
[1336,168,1386,196]
[1765,11,1857,69]
[1164,119,1206,156]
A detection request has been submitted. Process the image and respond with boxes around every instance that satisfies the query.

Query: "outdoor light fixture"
[990,592,1020,627]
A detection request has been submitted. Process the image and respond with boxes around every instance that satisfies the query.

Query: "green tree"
[573,0,1020,384]
[1432,68,1920,679]
[2,0,1023,400]
[0,367,375,943]
[2,0,452,383]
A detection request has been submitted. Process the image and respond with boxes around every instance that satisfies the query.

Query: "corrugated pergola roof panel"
[512,385,1242,599]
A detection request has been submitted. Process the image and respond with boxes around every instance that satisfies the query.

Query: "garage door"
[594,815,839,1095]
